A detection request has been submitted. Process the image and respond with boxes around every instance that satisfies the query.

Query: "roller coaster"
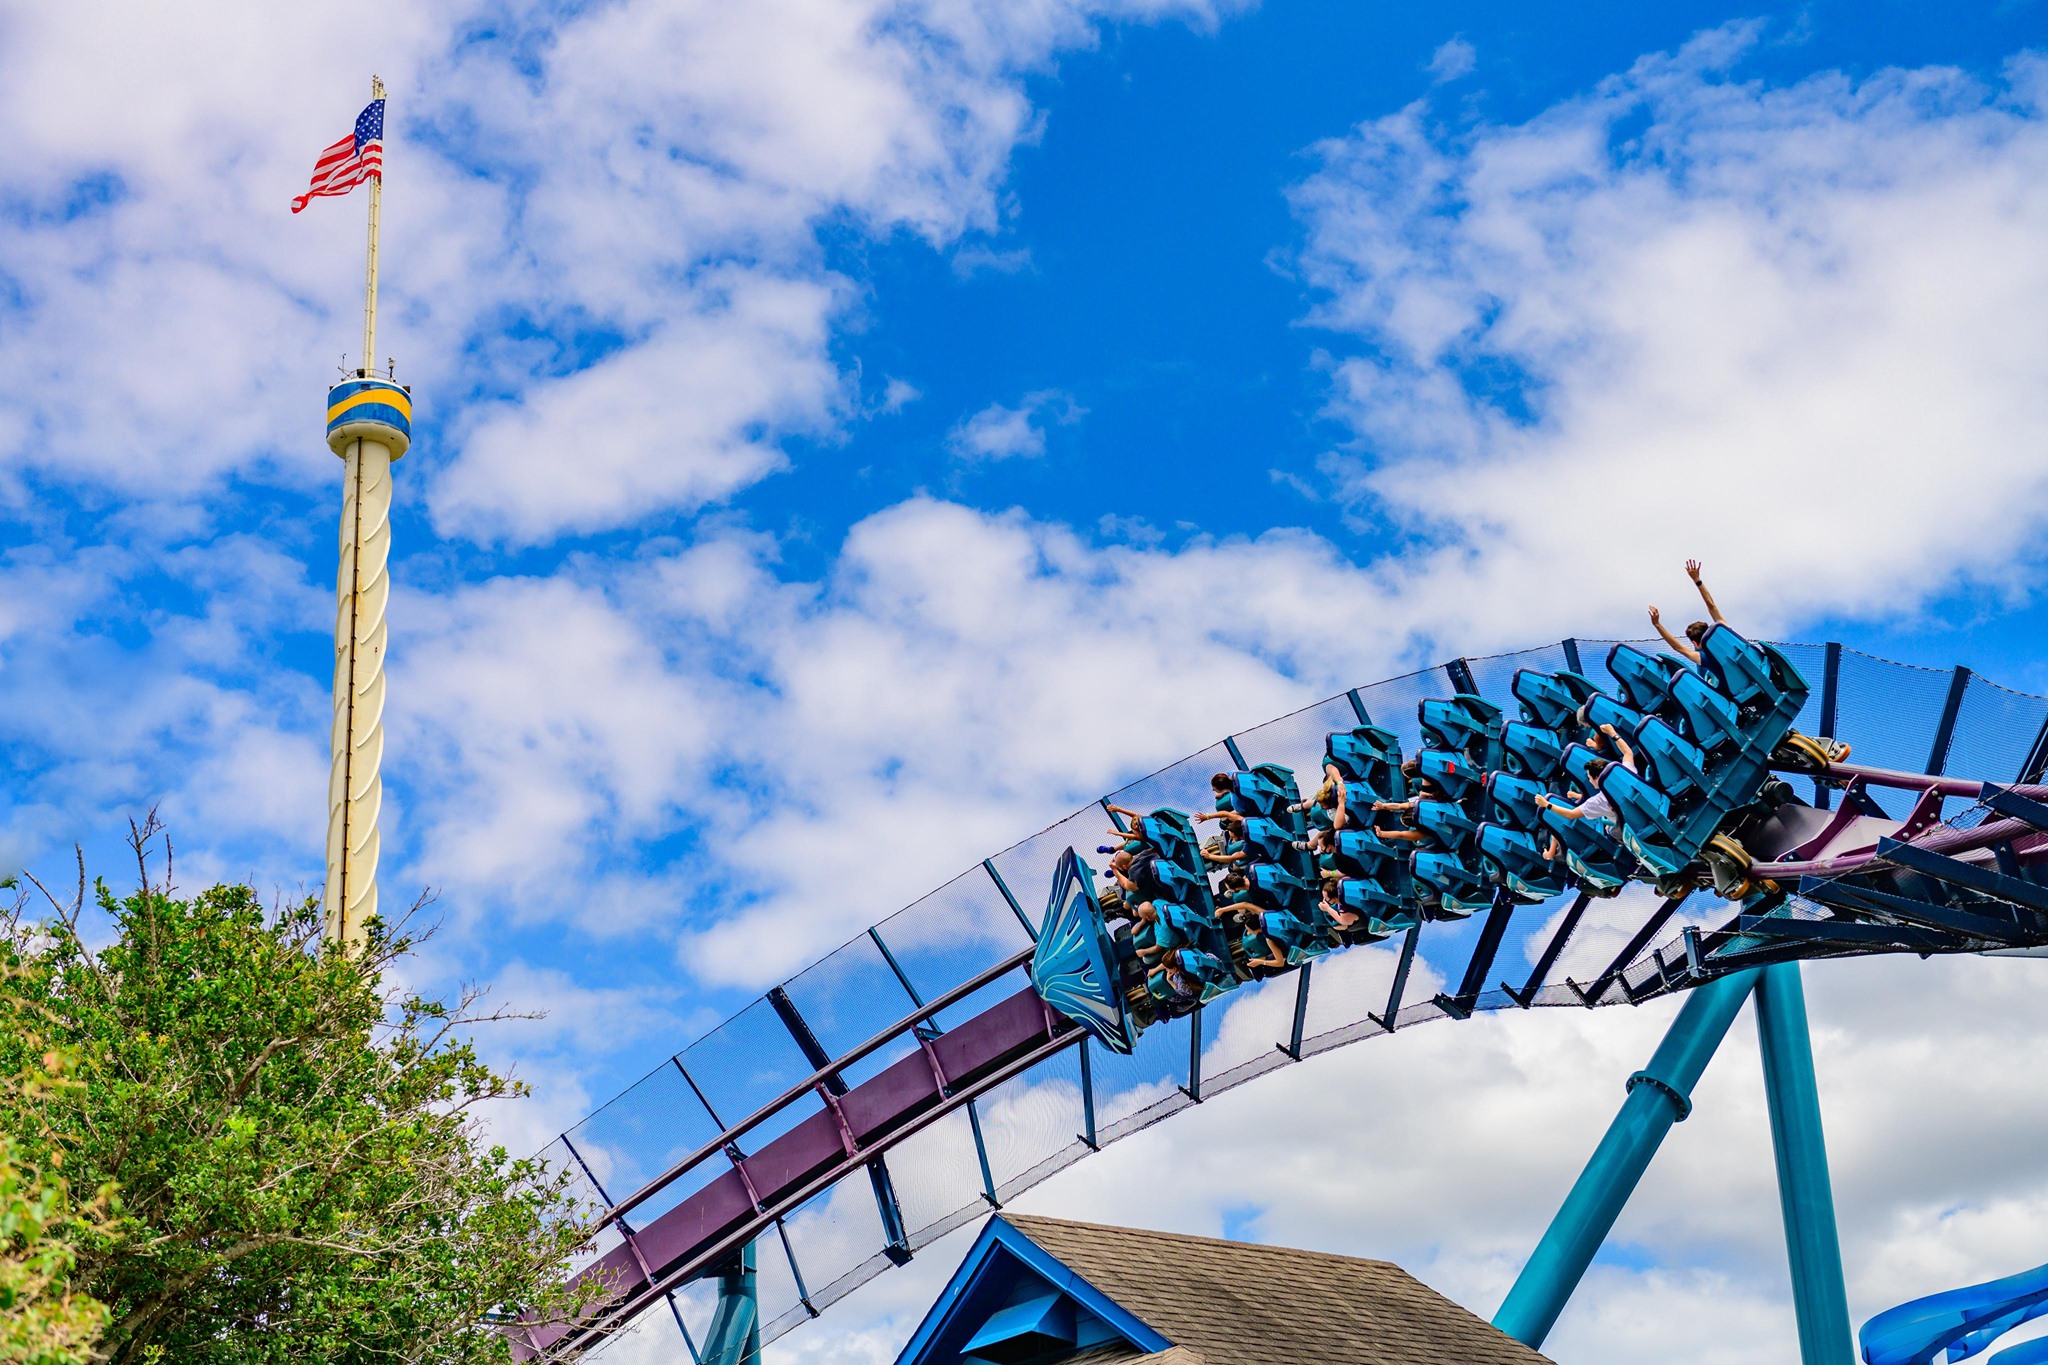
[514,632,2048,1365]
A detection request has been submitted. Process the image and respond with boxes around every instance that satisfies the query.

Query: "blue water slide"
[1860,1261,2048,1365]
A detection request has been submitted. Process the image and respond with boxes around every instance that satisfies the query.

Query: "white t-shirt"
[1572,792,1617,825]
[1570,752,1635,827]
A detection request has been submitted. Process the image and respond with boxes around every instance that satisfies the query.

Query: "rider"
[1648,558,1725,664]
[1647,559,1851,765]
[1535,729,1637,861]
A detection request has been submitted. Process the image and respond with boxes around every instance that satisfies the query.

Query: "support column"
[1494,968,1761,1348]
[323,378,411,947]
[1755,963,1852,1365]
[700,1241,759,1365]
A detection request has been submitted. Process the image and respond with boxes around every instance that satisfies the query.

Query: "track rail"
[599,947,1033,1234]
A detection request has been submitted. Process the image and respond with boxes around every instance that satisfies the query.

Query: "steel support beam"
[1369,924,1421,1031]
[1925,666,1972,777]
[982,860,1037,941]
[1493,968,1761,1349]
[871,925,1004,1213]
[1346,688,1371,725]
[1736,913,1954,952]
[1561,637,1584,675]
[1798,880,2036,945]
[1076,1035,1098,1150]
[1816,643,1842,810]
[1984,785,2048,833]
[1571,893,1686,1005]
[1437,892,1515,1018]
[564,1135,703,1363]
[2020,713,2048,785]
[1875,838,2048,917]
[1753,963,1853,1365]
[766,987,912,1265]
[700,1241,760,1365]
[1508,891,1592,1008]
[1276,961,1312,1060]
[1447,657,1479,696]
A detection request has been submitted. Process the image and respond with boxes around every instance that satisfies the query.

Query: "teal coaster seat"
[1172,946,1235,994]
[1233,925,1284,977]
[1538,806,1634,893]
[1149,857,1218,920]
[1247,862,1314,915]
[1667,669,1746,752]
[1135,809,1203,873]
[1560,741,1608,793]
[1478,822,1569,901]
[1324,829,1406,880]
[1597,763,1693,877]
[1224,768,1293,821]
[1258,906,1330,962]
[1410,849,1493,917]
[1240,816,1294,864]
[1485,771,1550,832]
[1415,798,1479,853]
[1339,774,1396,810]
[1420,694,1505,753]
[1501,720,1566,781]
[1418,748,1486,802]
[1607,642,1684,715]
[1335,871,1413,917]
[1580,693,1646,743]
[1146,900,1210,953]
[1632,717,1716,801]
[1697,625,1803,712]
[1512,669,1584,729]
[1327,725,1404,784]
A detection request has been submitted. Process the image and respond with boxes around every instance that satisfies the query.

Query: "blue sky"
[6,1,2048,1361]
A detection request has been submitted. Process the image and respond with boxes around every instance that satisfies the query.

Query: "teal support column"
[1755,963,1853,1365]
[701,1241,759,1365]
[1494,968,1761,1348]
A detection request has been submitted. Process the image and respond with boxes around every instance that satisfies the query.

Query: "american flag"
[291,99,384,214]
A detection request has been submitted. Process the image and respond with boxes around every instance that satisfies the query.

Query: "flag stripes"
[291,97,384,214]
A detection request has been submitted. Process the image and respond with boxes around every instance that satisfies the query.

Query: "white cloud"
[0,0,1247,541]
[951,243,1036,277]
[1291,28,2048,651]
[385,498,1395,976]
[0,533,330,897]
[1427,37,1476,83]
[429,269,848,544]
[879,378,924,414]
[946,389,1086,459]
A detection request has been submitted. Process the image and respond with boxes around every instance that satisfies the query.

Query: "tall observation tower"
[324,368,410,946]
[302,76,411,948]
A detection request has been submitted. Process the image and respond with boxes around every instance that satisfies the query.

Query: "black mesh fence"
[559,639,2045,1359]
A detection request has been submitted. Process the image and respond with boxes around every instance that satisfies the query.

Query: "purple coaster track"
[518,640,2048,1359]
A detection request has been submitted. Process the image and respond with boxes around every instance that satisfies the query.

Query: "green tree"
[1,825,606,1364]
[0,977,115,1365]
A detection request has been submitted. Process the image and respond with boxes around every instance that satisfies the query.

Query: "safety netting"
[544,641,2048,1359]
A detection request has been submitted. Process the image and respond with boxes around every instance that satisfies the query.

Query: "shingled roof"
[991,1214,1553,1365]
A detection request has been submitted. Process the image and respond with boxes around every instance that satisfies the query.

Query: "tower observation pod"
[323,375,410,947]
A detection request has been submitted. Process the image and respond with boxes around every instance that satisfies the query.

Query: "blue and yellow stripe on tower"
[326,377,413,458]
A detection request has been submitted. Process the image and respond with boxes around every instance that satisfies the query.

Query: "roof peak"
[996,1212,1403,1271]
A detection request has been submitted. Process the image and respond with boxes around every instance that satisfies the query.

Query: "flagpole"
[363,74,384,370]
[323,74,408,949]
